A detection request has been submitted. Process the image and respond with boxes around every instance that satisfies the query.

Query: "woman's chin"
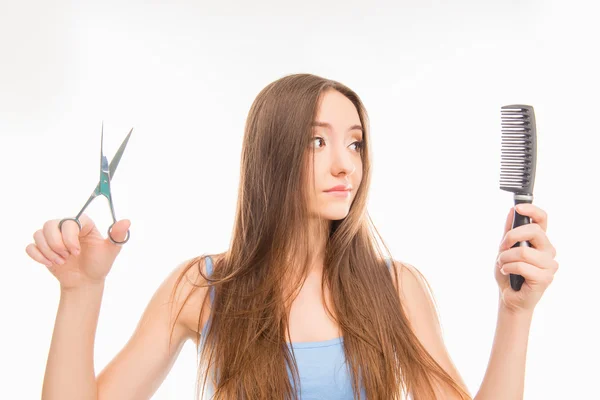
[319,206,350,221]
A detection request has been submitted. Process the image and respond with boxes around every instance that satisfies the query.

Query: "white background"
[2,0,598,398]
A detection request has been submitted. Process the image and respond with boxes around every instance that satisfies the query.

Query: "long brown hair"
[171,73,471,399]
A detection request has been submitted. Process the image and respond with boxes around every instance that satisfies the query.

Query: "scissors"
[59,124,133,245]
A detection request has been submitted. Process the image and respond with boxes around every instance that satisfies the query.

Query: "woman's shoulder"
[387,259,427,284]
[164,252,226,345]
[386,258,441,328]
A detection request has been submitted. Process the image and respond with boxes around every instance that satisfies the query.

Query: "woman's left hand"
[495,203,559,315]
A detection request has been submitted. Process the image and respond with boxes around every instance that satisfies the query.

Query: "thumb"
[503,206,515,235]
[108,219,131,245]
[499,207,515,251]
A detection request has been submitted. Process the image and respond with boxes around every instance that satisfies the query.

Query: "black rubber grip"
[510,199,532,291]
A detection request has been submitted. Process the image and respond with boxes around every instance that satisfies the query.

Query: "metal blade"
[108,127,134,180]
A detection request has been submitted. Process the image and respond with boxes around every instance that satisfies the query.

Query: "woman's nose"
[330,148,356,176]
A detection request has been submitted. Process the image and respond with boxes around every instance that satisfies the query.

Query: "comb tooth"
[500,181,530,186]
[502,149,530,152]
[502,148,531,151]
[501,152,532,156]
[502,150,532,154]
[502,106,530,112]
[501,159,531,162]
[502,160,531,164]
[500,183,530,188]
[502,143,531,146]
[501,172,529,176]
[501,149,532,153]
[501,164,529,167]
[502,160,530,163]
[501,172,530,177]
[501,165,531,169]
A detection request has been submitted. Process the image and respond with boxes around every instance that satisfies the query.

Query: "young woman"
[27,73,558,399]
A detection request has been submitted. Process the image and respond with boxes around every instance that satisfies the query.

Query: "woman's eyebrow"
[312,121,363,133]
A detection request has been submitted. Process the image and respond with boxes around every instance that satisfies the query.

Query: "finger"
[43,219,72,259]
[107,219,131,244]
[25,243,53,267]
[497,245,558,271]
[59,219,81,255]
[500,261,554,286]
[33,229,66,265]
[514,203,548,232]
[77,213,97,238]
[500,223,554,252]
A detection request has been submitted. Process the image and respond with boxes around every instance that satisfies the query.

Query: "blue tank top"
[198,256,392,399]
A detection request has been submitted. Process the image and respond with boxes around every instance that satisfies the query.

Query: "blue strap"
[205,256,215,304]
[385,257,392,269]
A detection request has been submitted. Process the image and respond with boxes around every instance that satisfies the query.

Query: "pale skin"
[26,89,558,399]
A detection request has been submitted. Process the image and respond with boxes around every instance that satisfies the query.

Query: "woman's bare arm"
[393,260,534,400]
[392,261,471,398]
[42,258,208,400]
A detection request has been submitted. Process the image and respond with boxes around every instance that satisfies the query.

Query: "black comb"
[499,105,537,291]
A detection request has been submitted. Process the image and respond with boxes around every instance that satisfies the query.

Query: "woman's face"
[306,89,363,221]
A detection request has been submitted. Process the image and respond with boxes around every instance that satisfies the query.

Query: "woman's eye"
[312,137,325,148]
[350,141,363,152]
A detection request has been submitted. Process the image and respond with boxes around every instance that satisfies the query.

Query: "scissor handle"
[58,217,130,245]
[108,222,130,245]
[59,217,82,232]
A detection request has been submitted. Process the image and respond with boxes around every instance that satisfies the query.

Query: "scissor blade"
[108,127,133,180]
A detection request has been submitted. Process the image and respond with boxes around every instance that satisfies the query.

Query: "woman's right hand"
[25,214,131,291]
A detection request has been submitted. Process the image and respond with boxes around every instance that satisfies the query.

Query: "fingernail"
[61,251,69,259]
[516,204,524,212]
[73,248,80,256]
[55,258,65,265]
[500,268,507,275]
